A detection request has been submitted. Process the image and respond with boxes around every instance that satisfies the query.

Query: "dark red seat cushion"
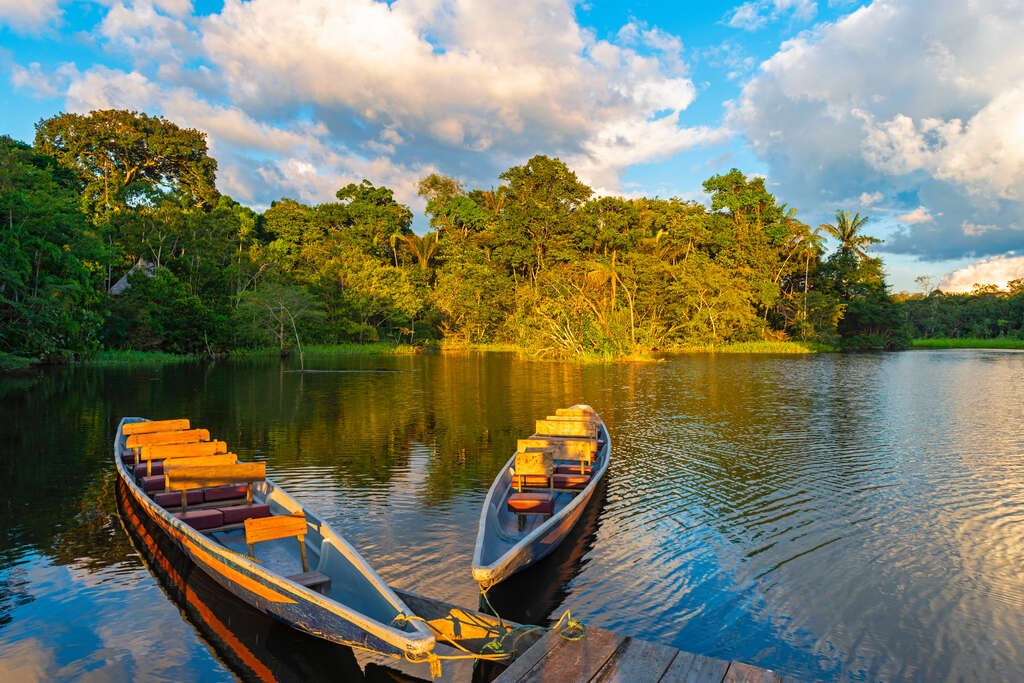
[122,453,136,465]
[219,504,271,525]
[554,473,590,490]
[554,463,593,476]
[508,492,554,514]
[174,509,224,530]
[153,490,203,507]
[140,475,165,492]
[204,484,248,503]
[133,461,164,478]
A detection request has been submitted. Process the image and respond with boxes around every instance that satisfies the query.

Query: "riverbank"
[439,339,833,360]
[912,338,1024,350]
[4,339,835,372]
[0,352,33,371]
[77,343,421,366]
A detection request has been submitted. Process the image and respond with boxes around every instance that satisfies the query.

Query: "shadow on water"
[115,477,419,683]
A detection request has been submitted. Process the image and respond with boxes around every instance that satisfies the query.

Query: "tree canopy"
[3,109,962,362]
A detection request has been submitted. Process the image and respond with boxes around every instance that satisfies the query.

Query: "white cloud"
[729,0,1024,260]
[0,0,61,33]
[9,61,77,97]
[28,0,722,212]
[859,191,883,206]
[939,252,1024,292]
[725,0,817,31]
[897,206,933,224]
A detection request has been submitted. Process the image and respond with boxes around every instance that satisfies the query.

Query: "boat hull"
[114,418,433,658]
[472,416,611,587]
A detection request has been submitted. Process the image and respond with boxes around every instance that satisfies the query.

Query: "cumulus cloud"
[0,0,61,33]
[27,0,720,212]
[897,206,933,224]
[62,65,435,209]
[939,253,1024,293]
[729,0,1024,261]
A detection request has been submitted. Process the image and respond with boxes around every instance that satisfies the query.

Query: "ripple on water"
[1,350,1022,681]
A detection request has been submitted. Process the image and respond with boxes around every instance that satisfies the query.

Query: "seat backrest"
[126,428,211,448]
[123,419,190,436]
[555,406,595,417]
[143,451,236,476]
[244,513,307,545]
[534,419,596,439]
[513,448,552,492]
[138,440,227,462]
[521,437,597,461]
[164,462,266,492]
[244,513,312,572]
[164,461,265,512]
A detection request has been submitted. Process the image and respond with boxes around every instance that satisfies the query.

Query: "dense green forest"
[899,283,1024,340]
[15,108,1014,366]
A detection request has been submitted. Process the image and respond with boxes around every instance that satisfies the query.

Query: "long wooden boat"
[472,405,611,588]
[114,417,435,660]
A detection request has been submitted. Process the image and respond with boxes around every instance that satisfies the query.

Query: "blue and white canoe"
[114,417,435,659]
[472,405,611,588]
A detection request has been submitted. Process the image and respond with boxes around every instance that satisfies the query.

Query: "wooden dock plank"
[659,650,731,683]
[493,628,564,682]
[722,662,783,683]
[505,626,626,683]
[592,636,678,682]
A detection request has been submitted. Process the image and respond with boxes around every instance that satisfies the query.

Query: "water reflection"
[115,476,366,683]
[1,350,1022,681]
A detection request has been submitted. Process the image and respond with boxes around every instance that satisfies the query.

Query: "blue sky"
[2,0,1023,291]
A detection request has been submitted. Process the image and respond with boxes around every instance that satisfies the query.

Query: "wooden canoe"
[114,417,435,659]
[472,405,611,587]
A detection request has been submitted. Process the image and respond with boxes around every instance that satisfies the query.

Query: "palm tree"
[820,209,881,258]
[799,227,826,328]
[402,232,441,271]
[388,229,404,267]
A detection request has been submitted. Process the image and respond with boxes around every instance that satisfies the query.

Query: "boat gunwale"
[471,416,611,585]
[113,417,435,656]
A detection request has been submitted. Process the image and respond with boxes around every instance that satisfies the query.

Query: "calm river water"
[1,350,1022,681]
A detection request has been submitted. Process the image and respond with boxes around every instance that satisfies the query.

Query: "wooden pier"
[394,589,793,682]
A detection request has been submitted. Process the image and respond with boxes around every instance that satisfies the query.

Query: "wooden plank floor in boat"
[492,624,794,683]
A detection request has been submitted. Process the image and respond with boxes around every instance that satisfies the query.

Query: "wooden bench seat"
[287,571,331,591]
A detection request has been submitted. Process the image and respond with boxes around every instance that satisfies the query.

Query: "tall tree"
[498,155,592,274]
[0,136,105,358]
[34,110,218,216]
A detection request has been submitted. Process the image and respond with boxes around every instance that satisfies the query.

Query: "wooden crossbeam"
[122,419,190,436]
[126,428,210,448]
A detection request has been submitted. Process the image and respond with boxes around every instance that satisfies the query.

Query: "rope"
[391,613,511,679]
[381,585,589,679]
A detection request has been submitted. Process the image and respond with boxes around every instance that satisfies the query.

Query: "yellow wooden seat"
[138,440,227,462]
[126,428,211,448]
[123,419,190,436]
[165,462,265,511]
[244,513,331,592]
